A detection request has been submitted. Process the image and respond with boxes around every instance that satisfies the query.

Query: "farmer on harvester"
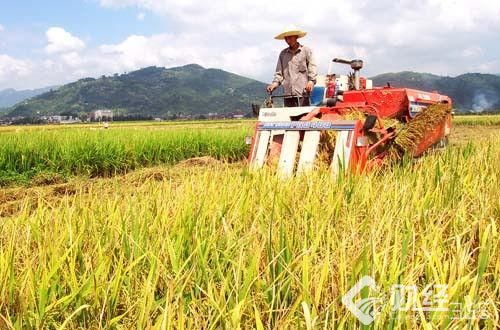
[266,26,317,107]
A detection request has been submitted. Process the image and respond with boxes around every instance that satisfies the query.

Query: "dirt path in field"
[0,158,235,218]
[0,180,91,217]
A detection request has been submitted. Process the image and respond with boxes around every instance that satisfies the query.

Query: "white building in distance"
[92,109,113,121]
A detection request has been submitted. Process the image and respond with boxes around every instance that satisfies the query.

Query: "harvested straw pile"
[176,156,222,167]
[389,104,451,158]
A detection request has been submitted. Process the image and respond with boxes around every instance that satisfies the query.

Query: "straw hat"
[274,25,307,40]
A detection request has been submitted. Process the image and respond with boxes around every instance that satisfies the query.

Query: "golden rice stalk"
[342,108,366,120]
[310,117,338,165]
[317,130,337,164]
[344,108,401,130]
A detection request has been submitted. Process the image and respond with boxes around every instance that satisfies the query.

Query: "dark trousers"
[284,96,310,107]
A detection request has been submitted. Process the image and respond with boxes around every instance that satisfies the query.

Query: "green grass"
[0,124,251,186]
[1,115,498,187]
[452,114,500,126]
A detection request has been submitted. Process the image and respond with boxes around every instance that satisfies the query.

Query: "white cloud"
[218,46,270,78]
[0,54,33,81]
[45,27,85,54]
[462,46,483,58]
[100,34,168,70]
[97,32,269,77]
[2,1,500,89]
[93,0,500,79]
[98,0,500,32]
[431,0,500,30]
[0,24,4,32]
[43,59,55,69]
[60,51,84,67]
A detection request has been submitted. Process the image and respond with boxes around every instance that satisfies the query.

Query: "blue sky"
[0,1,164,56]
[1,0,499,90]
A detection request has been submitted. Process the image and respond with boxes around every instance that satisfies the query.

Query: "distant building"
[50,115,64,123]
[92,109,113,121]
[207,112,221,119]
[60,116,81,124]
[42,115,80,123]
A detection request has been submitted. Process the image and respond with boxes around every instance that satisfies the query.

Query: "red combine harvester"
[248,58,452,176]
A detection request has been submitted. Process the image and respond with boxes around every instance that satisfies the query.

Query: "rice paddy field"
[0,115,499,329]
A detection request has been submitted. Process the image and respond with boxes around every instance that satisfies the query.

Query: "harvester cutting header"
[248,26,452,176]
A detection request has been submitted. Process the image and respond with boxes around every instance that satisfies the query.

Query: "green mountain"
[5,66,500,118]
[0,86,58,108]
[371,71,500,111]
[7,64,267,118]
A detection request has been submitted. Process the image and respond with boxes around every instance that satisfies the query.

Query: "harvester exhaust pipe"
[332,58,364,90]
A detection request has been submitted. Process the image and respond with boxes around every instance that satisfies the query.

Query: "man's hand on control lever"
[305,81,314,93]
[266,82,278,94]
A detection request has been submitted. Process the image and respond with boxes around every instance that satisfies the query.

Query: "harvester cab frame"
[248,57,453,177]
